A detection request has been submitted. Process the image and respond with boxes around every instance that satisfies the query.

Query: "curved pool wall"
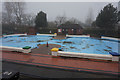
[0,34,119,55]
[0,35,53,49]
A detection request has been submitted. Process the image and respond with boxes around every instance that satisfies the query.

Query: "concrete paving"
[31,44,61,55]
[2,61,119,78]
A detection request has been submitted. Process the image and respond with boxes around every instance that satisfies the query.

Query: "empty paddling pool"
[0,35,119,55]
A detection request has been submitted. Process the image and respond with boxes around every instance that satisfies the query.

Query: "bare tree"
[48,21,56,28]
[3,2,26,25]
[55,15,67,27]
[3,2,13,24]
[11,2,25,25]
[22,14,35,26]
[85,8,94,27]
[0,2,1,24]
[68,17,80,24]
[2,12,8,24]
[65,17,85,28]
[3,2,36,27]
[0,12,1,24]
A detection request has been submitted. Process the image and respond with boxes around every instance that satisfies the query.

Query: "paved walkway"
[53,35,66,39]
[31,44,61,55]
[2,50,120,75]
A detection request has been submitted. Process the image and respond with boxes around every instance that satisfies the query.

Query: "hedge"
[83,28,120,38]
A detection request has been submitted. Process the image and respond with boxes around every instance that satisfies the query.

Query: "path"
[31,44,61,55]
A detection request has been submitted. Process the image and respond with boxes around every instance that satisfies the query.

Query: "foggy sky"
[26,2,118,23]
[1,2,118,23]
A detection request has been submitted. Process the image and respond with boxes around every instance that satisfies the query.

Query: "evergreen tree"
[96,4,118,29]
[35,11,47,29]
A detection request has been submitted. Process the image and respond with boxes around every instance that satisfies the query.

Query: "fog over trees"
[55,15,67,27]
[1,2,120,35]
[2,2,119,28]
[2,2,35,26]
[85,8,94,27]
[2,2,86,28]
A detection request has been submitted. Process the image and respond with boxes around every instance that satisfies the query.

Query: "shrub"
[83,28,120,38]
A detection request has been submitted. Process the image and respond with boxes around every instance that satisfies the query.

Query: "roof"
[58,24,83,29]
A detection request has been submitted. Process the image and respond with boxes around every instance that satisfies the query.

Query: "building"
[57,24,83,35]
[27,27,36,35]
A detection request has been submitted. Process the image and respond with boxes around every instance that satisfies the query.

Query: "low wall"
[0,46,31,53]
[3,34,27,37]
[101,36,120,41]
[51,51,119,61]
[66,35,90,37]
[2,34,120,40]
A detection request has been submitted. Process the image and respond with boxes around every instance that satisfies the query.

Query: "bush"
[2,24,30,34]
[38,28,57,34]
[2,24,57,35]
[83,28,120,38]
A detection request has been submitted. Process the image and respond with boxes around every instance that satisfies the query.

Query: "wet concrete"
[2,61,119,78]
[53,35,66,39]
[31,44,61,55]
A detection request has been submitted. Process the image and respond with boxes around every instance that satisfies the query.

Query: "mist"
[25,2,118,23]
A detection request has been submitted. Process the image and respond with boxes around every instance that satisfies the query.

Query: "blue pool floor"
[1,35,119,55]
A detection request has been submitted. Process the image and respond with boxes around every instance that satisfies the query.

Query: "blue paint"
[109,52,120,56]
[1,35,120,55]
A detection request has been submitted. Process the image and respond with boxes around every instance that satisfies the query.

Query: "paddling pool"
[0,35,119,55]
